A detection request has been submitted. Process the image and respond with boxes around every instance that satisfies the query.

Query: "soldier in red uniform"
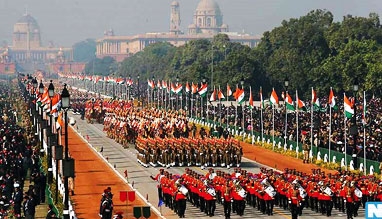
[221,180,232,219]
[288,184,301,219]
[175,183,187,218]
[343,181,354,219]
[375,182,382,201]
[204,184,216,217]
[150,168,164,201]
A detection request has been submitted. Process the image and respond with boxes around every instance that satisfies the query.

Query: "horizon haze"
[1,0,382,47]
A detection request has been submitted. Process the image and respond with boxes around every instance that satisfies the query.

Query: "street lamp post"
[284,76,289,147]
[47,80,55,184]
[351,78,359,169]
[32,78,38,138]
[39,80,45,153]
[61,84,74,219]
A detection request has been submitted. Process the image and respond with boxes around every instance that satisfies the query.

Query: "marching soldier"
[204,184,216,217]
[289,184,301,219]
[343,181,354,219]
[175,179,187,218]
[221,180,232,219]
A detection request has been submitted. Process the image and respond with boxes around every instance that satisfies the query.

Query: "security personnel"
[150,169,164,201]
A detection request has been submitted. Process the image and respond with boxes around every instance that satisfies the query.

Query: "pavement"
[69,112,365,219]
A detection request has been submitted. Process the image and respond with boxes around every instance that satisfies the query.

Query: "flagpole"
[226,84,229,129]
[235,84,238,134]
[207,87,210,125]
[219,85,222,125]
[344,93,347,171]
[260,87,264,146]
[147,87,150,107]
[329,87,333,163]
[311,87,314,155]
[250,86,253,144]
[181,88,183,112]
[170,80,173,110]
[157,83,160,109]
[162,84,164,109]
[201,82,203,121]
[363,91,366,175]
[272,102,275,151]
[284,91,288,147]
[191,91,193,119]
[242,102,245,140]
[296,90,299,152]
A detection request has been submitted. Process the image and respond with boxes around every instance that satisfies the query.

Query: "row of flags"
[57,73,366,121]
[58,73,133,85]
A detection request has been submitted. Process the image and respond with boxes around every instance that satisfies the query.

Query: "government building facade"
[0,12,79,74]
[96,0,261,62]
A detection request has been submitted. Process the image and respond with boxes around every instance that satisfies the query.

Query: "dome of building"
[13,13,42,49]
[171,1,179,6]
[196,0,221,14]
[15,14,40,32]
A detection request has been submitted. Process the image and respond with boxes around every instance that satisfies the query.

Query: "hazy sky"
[1,0,382,47]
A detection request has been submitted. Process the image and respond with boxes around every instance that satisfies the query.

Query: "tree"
[73,39,96,62]
[84,56,116,76]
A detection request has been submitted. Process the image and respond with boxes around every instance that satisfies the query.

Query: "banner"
[128,191,136,202]
[119,191,127,202]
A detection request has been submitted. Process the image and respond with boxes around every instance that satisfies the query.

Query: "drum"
[299,187,307,198]
[238,188,247,198]
[265,186,276,198]
[179,186,189,196]
[324,187,332,196]
[209,173,217,180]
[207,187,216,197]
[354,188,362,198]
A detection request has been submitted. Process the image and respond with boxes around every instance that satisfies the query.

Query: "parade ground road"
[69,112,364,219]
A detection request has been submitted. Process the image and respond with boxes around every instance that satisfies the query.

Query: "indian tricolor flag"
[198,83,208,97]
[312,87,320,110]
[285,92,295,111]
[185,82,190,93]
[162,80,167,89]
[227,84,232,97]
[210,88,217,101]
[270,88,279,105]
[344,93,354,119]
[218,87,225,100]
[329,87,335,108]
[249,87,254,109]
[147,79,155,89]
[192,82,198,94]
[173,84,182,95]
[296,93,306,112]
[260,87,264,109]
[236,88,245,104]
[362,91,367,125]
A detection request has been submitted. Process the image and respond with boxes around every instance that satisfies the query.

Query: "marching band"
[152,167,382,219]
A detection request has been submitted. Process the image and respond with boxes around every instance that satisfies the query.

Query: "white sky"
[0,0,381,47]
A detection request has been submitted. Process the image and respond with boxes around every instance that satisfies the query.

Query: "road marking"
[274,209,292,219]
